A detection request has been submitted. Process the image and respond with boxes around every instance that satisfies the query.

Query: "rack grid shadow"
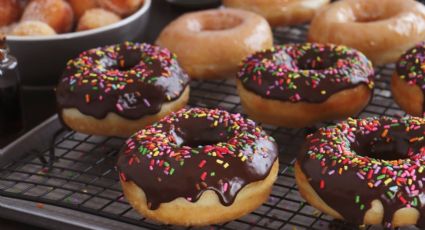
[0,25,415,230]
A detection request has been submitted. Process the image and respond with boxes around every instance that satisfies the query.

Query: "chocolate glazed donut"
[236,43,374,127]
[392,42,425,117]
[56,42,190,137]
[296,117,425,228]
[117,108,279,226]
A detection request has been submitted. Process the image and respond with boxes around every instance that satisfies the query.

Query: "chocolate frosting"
[117,108,278,210]
[56,42,189,120]
[237,43,374,103]
[298,117,425,227]
[396,42,425,114]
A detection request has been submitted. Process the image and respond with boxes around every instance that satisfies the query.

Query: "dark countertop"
[0,0,219,229]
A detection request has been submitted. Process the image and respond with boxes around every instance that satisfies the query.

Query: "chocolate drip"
[238,43,374,103]
[56,42,189,120]
[117,108,278,209]
[396,42,425,114]
[298,117,425,227]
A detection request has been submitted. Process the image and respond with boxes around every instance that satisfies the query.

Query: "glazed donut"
[97,0,144,17]
[236,43,374,128]
[308,0,425,66]
[56,42,190,137]
[67,0,98,19]
[117,107,279,226]
[76,8,121,31]
[156,8,273,80]
[223,0,330,27]
[11,20,56,36]
[0,0,21,27]
[21,0,74,33]
[296,116,425,228]
[392,42,425,117]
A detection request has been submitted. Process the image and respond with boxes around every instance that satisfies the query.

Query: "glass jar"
[0,37,22,136]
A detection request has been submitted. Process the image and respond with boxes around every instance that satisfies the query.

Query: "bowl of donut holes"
[2,0,151,86]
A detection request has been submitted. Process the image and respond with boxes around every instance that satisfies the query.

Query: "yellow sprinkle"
[223,163,229,168]
[241,156,247,162]
[213,120,218,126]
[216,159,223,164]
[384,178,392,185]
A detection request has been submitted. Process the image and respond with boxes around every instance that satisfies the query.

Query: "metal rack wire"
[0,25,414,230]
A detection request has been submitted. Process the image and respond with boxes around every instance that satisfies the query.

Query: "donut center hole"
[172,119,231,148]
[116,49,142,71]
[352,5,399,23]
[355,14,388,23]
[353,132,416,161]
[198,14,242,31]
[297,53,338,71]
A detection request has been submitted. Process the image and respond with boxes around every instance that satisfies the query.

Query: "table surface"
[0,0,220,229]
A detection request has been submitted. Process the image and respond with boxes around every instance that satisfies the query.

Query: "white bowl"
[8,0,151,86]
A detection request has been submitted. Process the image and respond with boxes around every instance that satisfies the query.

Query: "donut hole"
[116,51,142,71]
[296,52,339,71]
[352,132,416,161]
[351,4,400,23]
[172,120,231,148]
[192,14,243,31]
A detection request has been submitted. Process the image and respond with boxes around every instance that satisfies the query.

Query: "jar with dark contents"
[0,37,22,136]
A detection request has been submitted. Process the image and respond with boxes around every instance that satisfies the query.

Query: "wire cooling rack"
[0,25,414,230]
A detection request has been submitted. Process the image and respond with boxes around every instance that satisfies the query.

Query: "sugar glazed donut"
[308,0,425,66]
[156,8,273,80]
[21,0,74,33]
[236,43,374,128]
[76,8,121,31]
[296,117,425,228]
[117,108,279,226]
[56,42,190,137]
[11,20,56,36]
[223,0,330,27]
[392,42,425,117]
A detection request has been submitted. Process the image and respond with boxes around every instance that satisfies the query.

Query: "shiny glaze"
[237,43,374,103]
[117,108,278,209]
[56,42,189,120]
[298,117,425,227]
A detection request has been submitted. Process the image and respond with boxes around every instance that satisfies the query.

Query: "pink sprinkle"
[116,103,123,111]
[223,182,229,192]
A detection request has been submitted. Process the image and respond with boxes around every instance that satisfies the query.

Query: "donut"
[392,42,425,117]
[222,0,330,27]
[308,0,425,66]
[236,43,374,128]
[296,116,425,228]
[0,0,21,27]
[97,0,144,17]
[76,8,121,31]
[67,0,98,19]
[11,20,56,36]
[21,0,74,34]
[117,107,279,226]
[56,42,190,137]
[156,8,273,80]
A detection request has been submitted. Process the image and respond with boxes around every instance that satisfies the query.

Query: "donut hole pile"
[2,0,145,36]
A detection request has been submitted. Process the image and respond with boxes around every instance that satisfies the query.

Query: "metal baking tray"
[0,25,418,230]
